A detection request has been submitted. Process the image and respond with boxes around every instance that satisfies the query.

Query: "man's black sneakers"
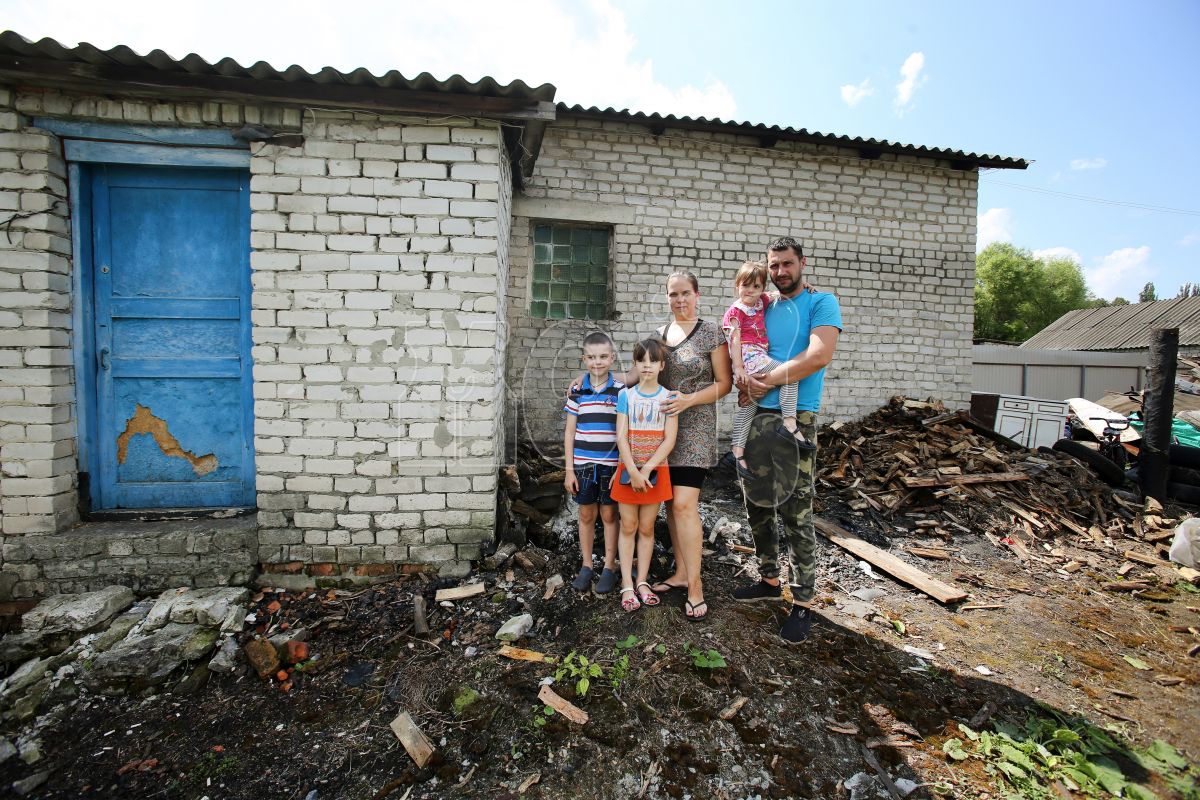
[780,605,812,644]
[732,580,782,603]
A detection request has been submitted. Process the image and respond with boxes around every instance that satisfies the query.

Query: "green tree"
[1177,282,1199,298]
[1139,282,1157,303]
[974,243,1090,342]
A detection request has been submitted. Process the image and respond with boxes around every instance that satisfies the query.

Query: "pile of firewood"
[814,396,1143,548]
[496,442,566,548]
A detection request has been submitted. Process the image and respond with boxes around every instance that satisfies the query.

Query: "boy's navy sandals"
[635,582,660,607]
[620,587,641,613]
[735,457,754,479]
[570,567,594,591]
[594,568,618,594]
[684,599,709,621]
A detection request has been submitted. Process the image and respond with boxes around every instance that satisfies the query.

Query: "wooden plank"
[1002,500,1046,529]
[498,645,549,663]
[1123,550,1163,568]
[538,685,589,725]
[900,471,1030,488]
[434,583,486,602]
[905,547,952,561]
[814,517,968,604]
[729,543,755,554]
[389,712,435,768]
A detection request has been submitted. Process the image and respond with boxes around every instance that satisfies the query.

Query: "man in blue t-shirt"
[732,236,842,644]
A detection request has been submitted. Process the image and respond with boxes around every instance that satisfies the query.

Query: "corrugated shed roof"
[1022,296,1200,350]
[557,104,1027,170]
[0,31,557,102]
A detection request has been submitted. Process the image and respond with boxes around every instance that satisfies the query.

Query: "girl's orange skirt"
[609,464,672,505]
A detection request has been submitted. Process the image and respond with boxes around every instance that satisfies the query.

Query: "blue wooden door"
[89,165,254,509]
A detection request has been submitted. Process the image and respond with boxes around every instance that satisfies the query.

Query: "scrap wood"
[1177,566,1200,584]
[905,546,952,560]
[814,517,968,604]
[1104,580,1155,592]
[498,645,550,663]
[1002,500,1047,529]
[389,712,435,768]
[412,595,429,635]
[825,719,860,735]
[434,583,485,602]
[1123,550,1164,568]
[518,773,541,794]
[959,603,1005,611]
[901,471,1030,488]
[729,543,755,554]
[538,685,588,724]
[719,696,749,720]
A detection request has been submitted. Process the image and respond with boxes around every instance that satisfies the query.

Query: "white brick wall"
[1,87,508,577]
[249,111,506,573]
[0,85,78,537]
[506,116,979,444]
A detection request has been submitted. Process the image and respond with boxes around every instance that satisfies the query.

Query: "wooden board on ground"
[538,685,589,725]
[434,583,486,602]
[498,645,549,663]
[901,471,1030,489]
[1123,550,1163,568]
[814,517,968,604]
[389,712,435,767]
[905,547,952,560]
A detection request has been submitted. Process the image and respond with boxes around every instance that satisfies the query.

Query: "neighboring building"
[0,32,1026,598]
[1022,297,1200,358]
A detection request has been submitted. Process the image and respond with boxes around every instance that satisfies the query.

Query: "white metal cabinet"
[993,394,1068,449]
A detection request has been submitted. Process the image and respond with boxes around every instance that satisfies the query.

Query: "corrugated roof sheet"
[0,31,557,102]
[557,104,1027,170]
[1022,296,1200,350]
[1,32,1028,171]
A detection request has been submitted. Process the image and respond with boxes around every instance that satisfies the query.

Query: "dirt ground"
[1,468,1198,800]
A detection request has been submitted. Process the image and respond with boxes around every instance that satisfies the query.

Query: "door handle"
[99,347,111,370]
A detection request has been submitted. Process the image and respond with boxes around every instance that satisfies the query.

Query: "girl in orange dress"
[610,338,678,612]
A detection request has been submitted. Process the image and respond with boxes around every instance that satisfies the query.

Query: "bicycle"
[1091,416,1129,471]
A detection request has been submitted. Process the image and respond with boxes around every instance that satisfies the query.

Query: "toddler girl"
[722,260,812,476]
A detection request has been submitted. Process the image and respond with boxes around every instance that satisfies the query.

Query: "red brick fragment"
[243,638,279,679]
[284,640,310,665]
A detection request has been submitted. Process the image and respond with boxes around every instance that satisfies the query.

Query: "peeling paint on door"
[115,403,219,476]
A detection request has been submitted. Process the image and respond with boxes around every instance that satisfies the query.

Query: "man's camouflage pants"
[741,410,817,604]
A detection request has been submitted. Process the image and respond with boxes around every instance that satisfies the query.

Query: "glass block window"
[530,224,609,320]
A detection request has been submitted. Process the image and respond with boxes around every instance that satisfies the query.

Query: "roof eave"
[558,105,1028,171]
[0,52,557,123]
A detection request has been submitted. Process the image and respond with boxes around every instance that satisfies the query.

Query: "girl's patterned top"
[616,385,670,467]
[653,319,727,469]
[721,297,770,350]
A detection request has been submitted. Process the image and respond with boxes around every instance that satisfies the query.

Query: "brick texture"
[505,116,979,446]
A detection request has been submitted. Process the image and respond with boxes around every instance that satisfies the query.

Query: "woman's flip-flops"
[684,599,709,621]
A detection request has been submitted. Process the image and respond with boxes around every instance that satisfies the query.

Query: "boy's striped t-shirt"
[564,374,623,466]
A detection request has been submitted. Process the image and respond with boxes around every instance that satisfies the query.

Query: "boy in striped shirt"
[563,331,624,594]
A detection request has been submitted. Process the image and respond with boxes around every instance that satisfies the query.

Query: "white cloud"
[840,79,874,107]
[0,0,738,120]
[1180,233,1200,247]
[1070,157,1108,171]
[1033,246,1082,264]
[977,208,1012,251]
[894,51,926,114]
[1086,246,1152,300]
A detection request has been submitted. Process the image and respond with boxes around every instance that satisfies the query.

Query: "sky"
[3,0,1197,302]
